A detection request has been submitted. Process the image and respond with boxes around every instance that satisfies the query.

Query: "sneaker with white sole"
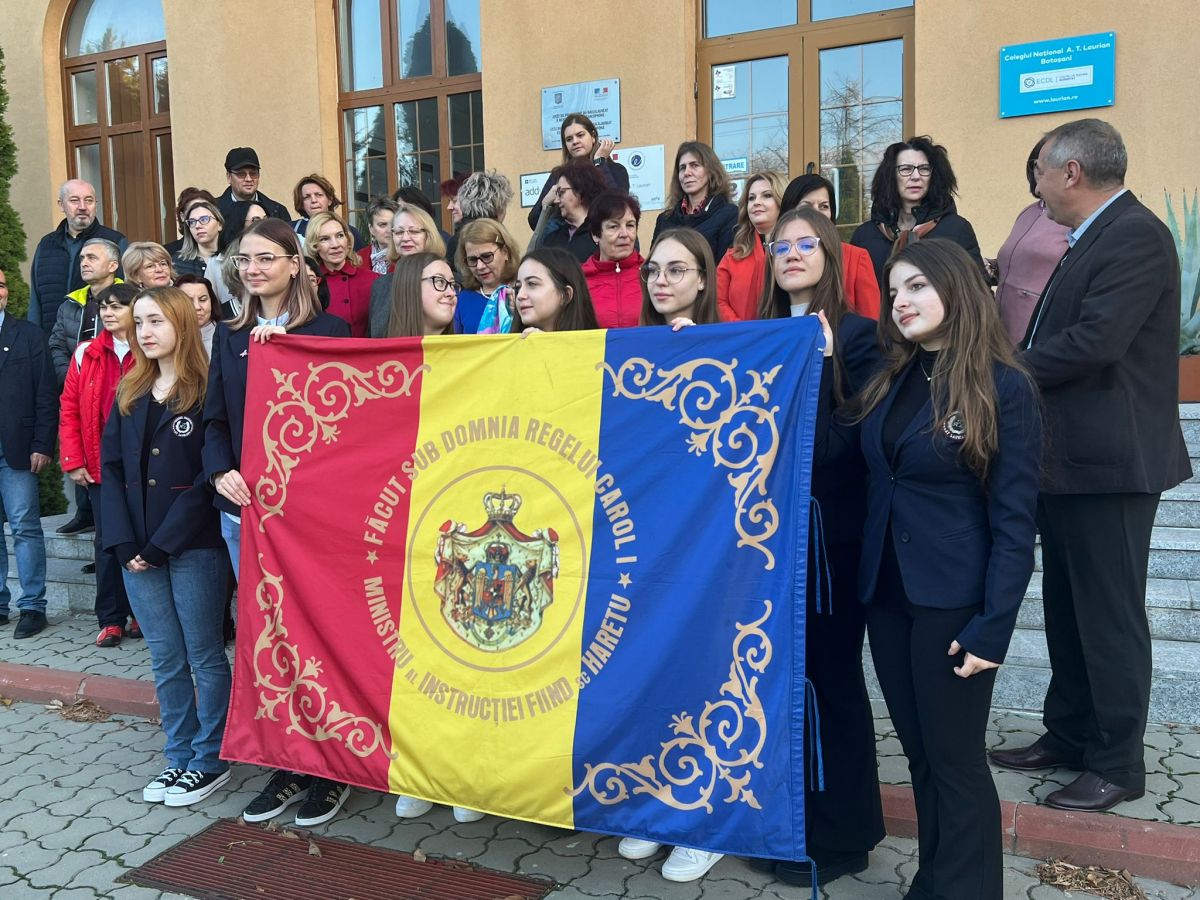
[294,779,350,827]
[142,767,185,803]
[661,847,724,882]
[242,771,312,822]
[452,806,485,823]
[394,795,434,818]
[618,837,663,860]
[163,770,231,807]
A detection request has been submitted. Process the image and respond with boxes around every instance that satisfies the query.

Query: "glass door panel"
[711,55,789,191]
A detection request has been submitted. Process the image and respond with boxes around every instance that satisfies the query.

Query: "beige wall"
[916,1,1200,256]
[479,0,698,251]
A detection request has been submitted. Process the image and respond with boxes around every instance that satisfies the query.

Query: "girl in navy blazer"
[101,286,229,808]
[855,239,1041,900]
[756,207,885,888]
[201,216,352,829]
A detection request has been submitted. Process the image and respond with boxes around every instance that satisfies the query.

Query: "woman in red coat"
[59,283,139,647]
[781,174,880,319]
[305,211,378,337]
[716,170,786,321]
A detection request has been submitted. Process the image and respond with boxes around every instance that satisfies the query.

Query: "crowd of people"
[0,113,1187,898]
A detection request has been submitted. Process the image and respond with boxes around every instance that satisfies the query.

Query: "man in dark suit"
[991,119,1192,811]
[0,267,59,638]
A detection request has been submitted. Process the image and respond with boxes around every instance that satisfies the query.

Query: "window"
[62,0,173,242]
[337,0,483,234]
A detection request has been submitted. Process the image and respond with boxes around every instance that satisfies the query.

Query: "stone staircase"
[866,403,1200,725]
[4,512,95,617]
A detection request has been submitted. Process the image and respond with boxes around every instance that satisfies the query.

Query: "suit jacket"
[0,315,58,468]
[203,313,351,513]
[1021,191,1191,494]
[99,395,222,557]
[858,362,1042,664]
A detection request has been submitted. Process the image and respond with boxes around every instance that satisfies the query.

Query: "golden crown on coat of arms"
[483,489,522,522]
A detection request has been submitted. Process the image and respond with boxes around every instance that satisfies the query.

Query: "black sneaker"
[143,766,186,803]
[294,779,350,827]
[242,770,312,822]
[56,515,95,535]
[163,769,230,807]
[14,611,47,639]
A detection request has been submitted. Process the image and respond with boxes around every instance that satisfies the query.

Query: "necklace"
[918,357,933,382]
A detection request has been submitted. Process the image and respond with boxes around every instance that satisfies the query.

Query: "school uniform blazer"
[857,362,1042,664]
[202,313,351,514]
[100,396,222,557]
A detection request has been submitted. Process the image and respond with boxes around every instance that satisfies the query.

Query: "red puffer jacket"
[59,330,135,483]
[582,251,644,329]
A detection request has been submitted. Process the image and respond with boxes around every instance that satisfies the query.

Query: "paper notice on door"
[713,65,736,100]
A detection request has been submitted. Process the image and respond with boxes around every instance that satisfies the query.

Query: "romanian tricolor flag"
[223,318,823,860]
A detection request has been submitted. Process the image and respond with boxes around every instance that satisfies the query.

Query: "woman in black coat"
[855,239,1041,900]
[201,217,352,829]
[653,141,737,266]
[850,136,985,288]
[527,112,629,231]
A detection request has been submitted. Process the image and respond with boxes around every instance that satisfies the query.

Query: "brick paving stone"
[39,817,121,853]
[415,824,489,859]
[63,857,129,895]
[470,836,540,871]
[624,864,706,899]
[25,849,108,890]
[567,853,643,896]
[517,846,593,881]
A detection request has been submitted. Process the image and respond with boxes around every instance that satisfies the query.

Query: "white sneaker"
[142,767,185,803]
[395,795,434,818]
[163,770,231,807]
[661,847,724,882]
[452,806,485,823]
[617,837,663,860]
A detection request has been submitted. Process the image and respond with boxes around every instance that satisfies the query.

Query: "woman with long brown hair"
[638,228,719,329]
[753,206,884,889]
[652,141,737,265]
[855,239,1040,900]
[512,248,599,333]
[100,286,229,807]
[382,252,459,339]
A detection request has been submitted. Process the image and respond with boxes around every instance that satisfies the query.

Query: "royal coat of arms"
[434,490,559,652]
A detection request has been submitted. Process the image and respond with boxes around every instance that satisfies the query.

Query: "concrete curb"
[0,662,1195,887]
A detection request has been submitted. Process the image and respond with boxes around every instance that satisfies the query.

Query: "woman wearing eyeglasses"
[60,283,140,649]
[530,160,607,265]
[716,170,786,322]
[453,218,521,334]
[379,253,459,339]
[203,217,352,828]
[637,228,720,330]
[305,210,378,337]
[173,199,238,315]
[756,207,885,888]
[526,113,629,232]
[123,242,177,290]
[850,136,985,288]
[367,204,447,338]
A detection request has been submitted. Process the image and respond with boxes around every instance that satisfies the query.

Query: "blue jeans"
[0,455,47,614]
[122,548,231,773]
[221,513,241,584]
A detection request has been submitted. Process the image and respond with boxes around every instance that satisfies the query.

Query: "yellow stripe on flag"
[387,331,606,826]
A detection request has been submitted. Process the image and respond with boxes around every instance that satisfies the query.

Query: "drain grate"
[122,818,558,900]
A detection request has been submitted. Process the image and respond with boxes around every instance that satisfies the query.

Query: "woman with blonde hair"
[367,202,448,337]
[716,170,786,321]
[100,286,229,807]
[122,242,176,290]
[305,210,378,337]
[454,218,521,334]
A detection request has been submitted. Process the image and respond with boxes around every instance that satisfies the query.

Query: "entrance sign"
[541,79,621,150]
[999,32,1115,118]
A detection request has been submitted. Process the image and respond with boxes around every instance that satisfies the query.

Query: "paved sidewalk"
[0,699,1195,900]
[8,616,1200,828]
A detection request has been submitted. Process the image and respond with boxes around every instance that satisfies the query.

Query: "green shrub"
[1167,189,1200,355]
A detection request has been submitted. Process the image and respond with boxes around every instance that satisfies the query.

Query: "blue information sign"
[999,32,1115,119]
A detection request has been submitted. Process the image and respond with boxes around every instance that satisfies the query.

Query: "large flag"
[223,319,823,860]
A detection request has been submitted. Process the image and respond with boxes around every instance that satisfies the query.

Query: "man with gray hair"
[990,119,1191,812]
[49,238,122,385]
[27,179,127,338]
[446,170,514,268]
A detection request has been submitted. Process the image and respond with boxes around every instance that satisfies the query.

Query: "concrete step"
[4,515,95,562]
[6,556,95,616]
[1034,525,1200,580]
[1159,482,1200,527]
[865,628,1200,725]
[1018,578,1200,643]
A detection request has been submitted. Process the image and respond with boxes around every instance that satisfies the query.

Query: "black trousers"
[1037,492,1159,791]
[805,539,884,854]
[867,597,1001,900]
[75,482,93,519]
[88,484,131,628]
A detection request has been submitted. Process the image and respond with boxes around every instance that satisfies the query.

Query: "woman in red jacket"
[781,174,880,319]
[59,283,139,647]
[304,210,378,336]
[580,191,643,329]
[716,170,786,321]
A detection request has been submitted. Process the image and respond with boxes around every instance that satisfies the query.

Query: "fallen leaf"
[412,849,427,863]
[281,830,301,841]
[1,696,13,707]
[307,839,322,857]
[263,820,278,832]
[217,856,225,865]
[256,888,266,893]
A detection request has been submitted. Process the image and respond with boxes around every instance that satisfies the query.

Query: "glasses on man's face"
[895,164,933,178]
[422,275,460,293]
[392,227,425,239]
[767,237,822,258]
[639,263,700,284]
[231,253,294,270]
[465,250,496,268]
[186,215,214,228]
[231,169,259,180]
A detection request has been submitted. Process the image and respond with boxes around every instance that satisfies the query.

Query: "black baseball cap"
[225,147,261,172]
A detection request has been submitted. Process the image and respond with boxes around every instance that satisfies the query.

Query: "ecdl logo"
[1023,76,1036,88]
[630,153,643,169]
